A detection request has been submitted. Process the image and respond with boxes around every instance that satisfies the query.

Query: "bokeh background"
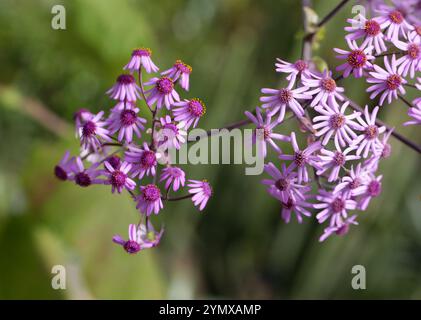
[0,0,420,299]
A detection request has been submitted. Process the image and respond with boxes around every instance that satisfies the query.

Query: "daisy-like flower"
[54,151,75,181]
[314,190,357,226]
[161,60,192,91]
[395,33,421,78]
[112,222,163,254]
[160,167,186,192]
[188,179,212,211]
[319,215,358,242]
[107,103,147,143]
[316,145,360,182]
[275,58,312,84]
[261,162,309,203]
[409,25,421,42]
[352,106,386,158]
[302,70,345,107]
[144,76,180,109]
[71,157,103,187]
[156,116,187,150]
[366,55,407,105]
[136,184,163,216]
[333,164,369,197]
[124,48,159,74]
[103,161,136,194]
[344,15,386,55]
[78,111,111,152]
[334,39,374,78]
[260,81,312,122]
[104,154,121,171]
[279,132,322,183]
[106,74,141,102]
[280,189,313,224]
[404,98,421,125]
[376,5,414,44]
[172,98,206,129]
[313,100,363,149]
[358,174,382,210]
[73,108,93,137]
[124,142,161,179]
[244,107,290,158]
[365,128,393,171]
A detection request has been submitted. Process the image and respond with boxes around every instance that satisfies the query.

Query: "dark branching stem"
[398,94,415,108]
[316,0,350,29]
[163,193,193,202]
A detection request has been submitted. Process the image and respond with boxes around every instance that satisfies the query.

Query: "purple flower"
[275,58,311,84]
[302,70,344,107]
[366,55,407,105]
[280,190,313,224]
[279,132,322,183]
[124,48,159,74]
[313,101,363,149]
[159,167,186,192]
[113,222,163,254]
[316,145,360,182]
[145,76,180,109]
[106,74,141,102]
[73,108,93,137]
[78,111,111,152]
[314,190,357,226]
[394,33,421,78]
[244,107,290,157]
[156,116,187,150]
[409,25,421,42]
[376,6,414,44]
[365,128,393,171]
[352,106,386,158]
[103,161,136,194]
[188,179,212,211]
[358,174,382,210]
[71,157,103,187]
[333,164,369,197]
[345,15,386,55]
[105,154,122,170]
[54,151,75,181]
[124,142,160,179]
[404,98,421,125]
[172,99,206,129]
[319,215,358,242]
[260,81,312,122]
[334,39,374,78]
[261,162,310,203]
[161,60,192,91]
[107,103,147,143]
[136,184,163,216]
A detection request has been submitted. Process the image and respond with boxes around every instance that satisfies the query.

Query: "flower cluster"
[253,0,420,242]
[54,48,212,254]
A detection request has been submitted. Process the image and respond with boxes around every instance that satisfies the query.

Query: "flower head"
[394,33,421,78]
[275,58,312,84]
[333,164,370,197]
[71,157,103,187]
[112,222,163,254]
[156,116,187,150]
[78,111,111,152]
[145,76,180,109]
[376,5,414,44]
[316,145,360,182]
[404,97,421,125]
[106,74,141,102]
[161,60,192,91]
[334,39,374,78]
[54,151,76,181]
[136,184,163,216]
[303,70,345,107]
[280,191,313,224]
[172,98,206,129]
[319,215,358,242]
[160,167,186,192]
[188,179,212,211]
[107,103,147,143]
[103,161,136,194]
[357,174,383,210]
[314,190,357,226]
[124,48,159,74]
[124,142,160,179]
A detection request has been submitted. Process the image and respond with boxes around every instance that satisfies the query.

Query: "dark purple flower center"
[156,77,174,94]
[349,178,361,189]
[335,223,350,236]
[365,125,378,140]
[54,165,67,181]
[107,155,121,170]
[120,109,137,126]
[386,74,402,90]
[140,150,156,167]
[329,114,346,129]
[175,60,192,74]
[275,178,290,191]
[381,143,392,158]
[117,74,135,84]
[142,184,161,202]
[278,88,293,103]
[407,43,420,59]
[82,121,96,137]
[389,10,403,24]
[331,197,345,213]
[368,180,381,197]
[124,240,141,254]
[364,20,381,36]
[347,50,367,68]
[132,48,151,57]
[294,60,308,72]
[111,170,126,188]
[320,78,336,92]
[294,151,307,167]
[256,126,271,140]
[75,172,91,187]
[188,99,205,117]
[333,152,345,166]
[283,197,294,210]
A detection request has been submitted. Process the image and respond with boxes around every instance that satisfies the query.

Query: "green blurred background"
[0,0,420,299]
